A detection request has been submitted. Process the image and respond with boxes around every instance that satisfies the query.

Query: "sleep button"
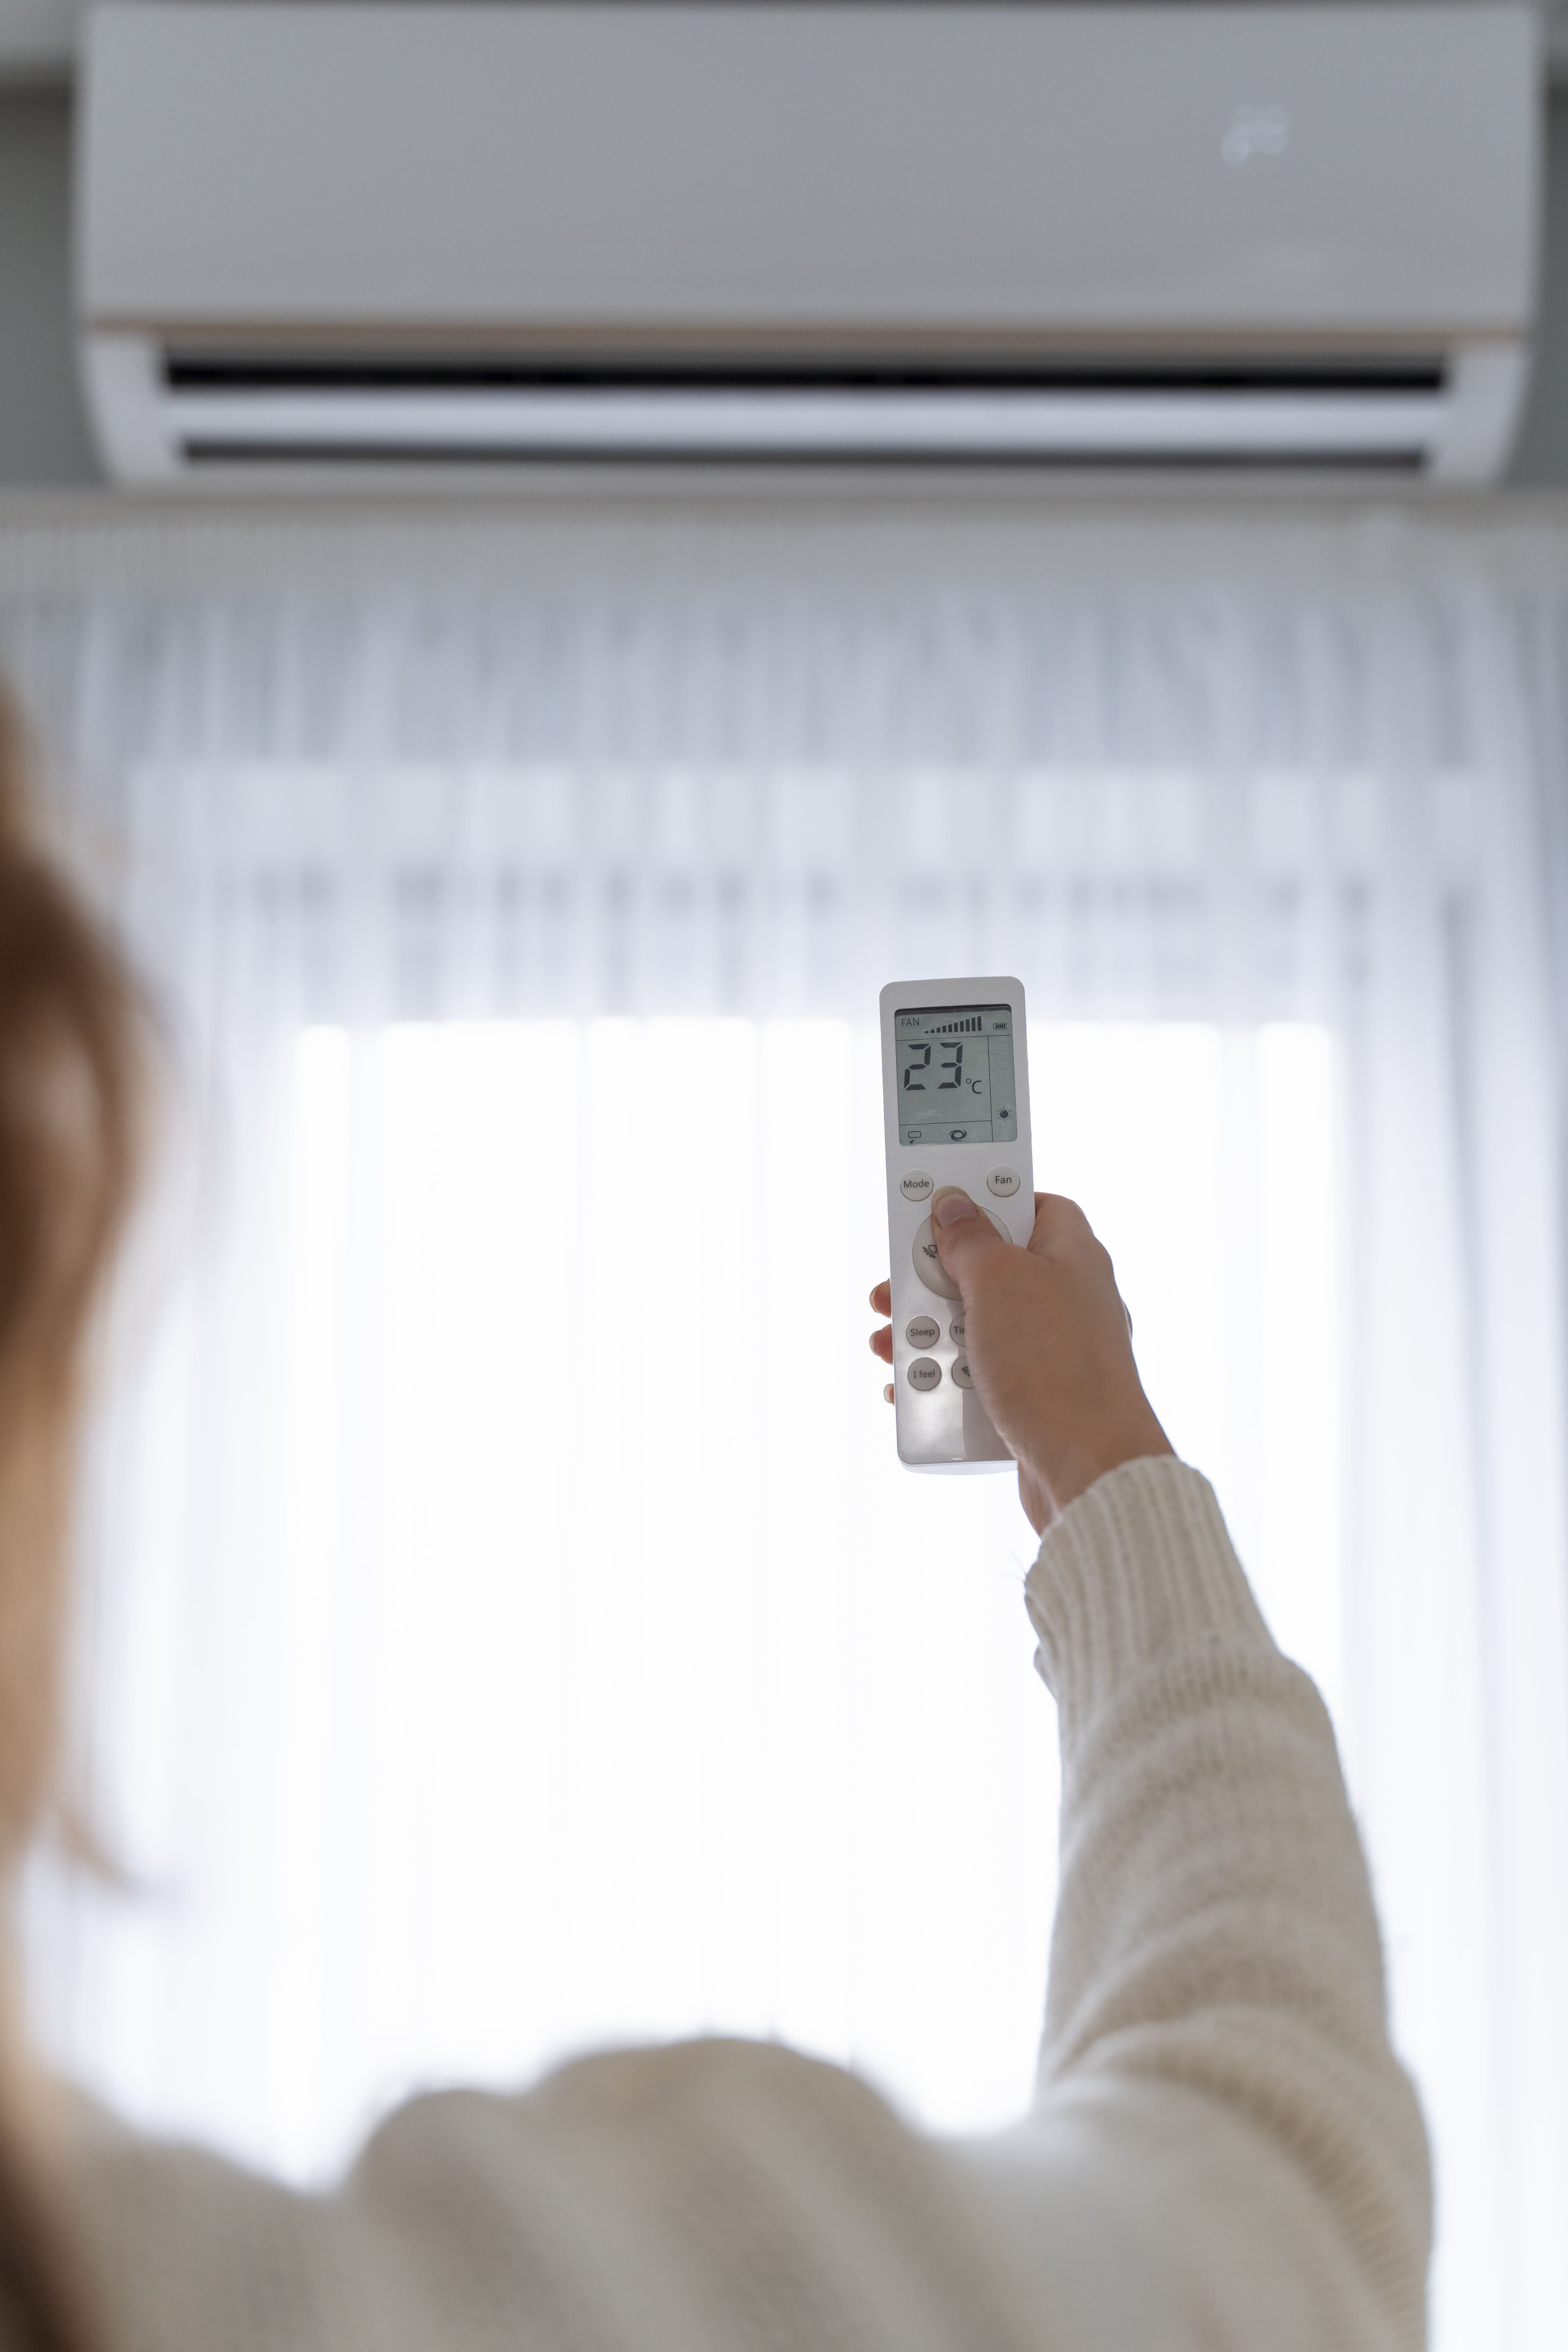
[905,1315,941,1349]
[906,1357,942,1393]
[986,1167,1022,1198]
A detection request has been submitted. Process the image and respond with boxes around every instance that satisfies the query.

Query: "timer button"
[949,1316,966,1345]
[987,1167,1022,1198]
[951,1358,975,1389]
[904,1314,941,1349]
[900,1170,934,1203]
[906,1357,942,1392]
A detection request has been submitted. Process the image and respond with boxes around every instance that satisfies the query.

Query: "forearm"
[1025,1459,1431,2347]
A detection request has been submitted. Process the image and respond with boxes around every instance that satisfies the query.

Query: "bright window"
[50,1018,1337,2182]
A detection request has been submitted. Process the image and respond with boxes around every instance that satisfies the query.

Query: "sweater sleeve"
[954,1456,1431,2352]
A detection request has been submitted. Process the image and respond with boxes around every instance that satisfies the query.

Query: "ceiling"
[3,0,1566,87]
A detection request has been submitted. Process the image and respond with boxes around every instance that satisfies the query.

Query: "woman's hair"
[0,681,149,2351]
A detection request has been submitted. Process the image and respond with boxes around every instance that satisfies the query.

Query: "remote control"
[879,976,1034,1469]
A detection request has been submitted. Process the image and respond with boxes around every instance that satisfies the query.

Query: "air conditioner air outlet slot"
[162,352,1452,398]
[153,351,1454,469]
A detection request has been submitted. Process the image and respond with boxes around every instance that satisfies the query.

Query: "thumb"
[931,1186,1006,1292]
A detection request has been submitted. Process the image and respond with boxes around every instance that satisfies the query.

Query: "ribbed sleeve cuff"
[1024,1457,1275,1729]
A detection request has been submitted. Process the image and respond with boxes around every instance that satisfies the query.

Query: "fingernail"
[934,1189,978,1229]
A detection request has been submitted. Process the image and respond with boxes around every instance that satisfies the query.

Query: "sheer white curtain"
[2,506,1567,2352]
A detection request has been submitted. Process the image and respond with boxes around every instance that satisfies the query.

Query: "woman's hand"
[868,1189,1172,1533]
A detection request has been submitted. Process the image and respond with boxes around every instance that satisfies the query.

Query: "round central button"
[911,1205,1013,1299]
[911,1221,961,1300]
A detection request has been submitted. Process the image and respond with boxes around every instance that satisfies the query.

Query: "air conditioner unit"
[78,3,1540,485]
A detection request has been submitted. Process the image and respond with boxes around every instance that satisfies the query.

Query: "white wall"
[0,88,96,482]
[1511,94,1568,481]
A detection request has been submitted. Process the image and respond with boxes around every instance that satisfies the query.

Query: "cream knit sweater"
[68,1460,1432,2351]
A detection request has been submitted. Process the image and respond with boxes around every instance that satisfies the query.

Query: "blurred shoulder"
[63,2044,1048,2352]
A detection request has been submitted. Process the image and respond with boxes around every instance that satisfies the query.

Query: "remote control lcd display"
[894,1004,1019,1147]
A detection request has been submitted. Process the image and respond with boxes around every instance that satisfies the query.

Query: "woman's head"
[0,683,148,2352]
[0,687,146,1874]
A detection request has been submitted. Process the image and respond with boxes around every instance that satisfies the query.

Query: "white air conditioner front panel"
[81,4,1538,337]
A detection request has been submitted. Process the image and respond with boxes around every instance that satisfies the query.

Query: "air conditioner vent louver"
[158,351,1449,471]
[79,5,1540,488]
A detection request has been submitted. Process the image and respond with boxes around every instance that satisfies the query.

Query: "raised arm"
[889,1189,1432,2351]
